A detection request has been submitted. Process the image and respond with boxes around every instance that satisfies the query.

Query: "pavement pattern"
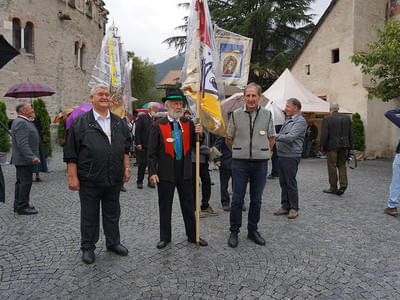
[0,149,399,299]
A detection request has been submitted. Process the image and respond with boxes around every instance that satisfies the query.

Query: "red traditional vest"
[159,121,191,158]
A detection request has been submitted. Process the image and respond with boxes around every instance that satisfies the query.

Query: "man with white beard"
[135,102,159,189]
[147,89,208,249]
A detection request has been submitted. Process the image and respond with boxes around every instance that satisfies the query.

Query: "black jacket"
[213,136,232,170]
[63,109,130,186]
[320,112,353,152]
[135,113,153,148]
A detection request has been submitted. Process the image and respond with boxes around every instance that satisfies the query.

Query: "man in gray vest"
[274,98,307,219]
[226,83,275,248]
[11,103,40,215]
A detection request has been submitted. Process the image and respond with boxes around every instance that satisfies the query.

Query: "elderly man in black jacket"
[320,103,353,195]
[64,84,131,264]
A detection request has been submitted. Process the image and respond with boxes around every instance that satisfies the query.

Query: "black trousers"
[278,157,300,211]
[79,184,122,250]
[219,168,232,206]
[191,162,211,210]
[14,165,33,212]
[137,148,148,184]
[157,164,196,242]
[270,144,279,177]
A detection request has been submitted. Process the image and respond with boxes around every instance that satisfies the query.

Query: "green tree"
[352,113,365,152]
[351,20,400,102]
[33,98,52,157]
[0,102,11,153]
[164,0,314,90]
[127,51,159,108]
[57,117,67,146]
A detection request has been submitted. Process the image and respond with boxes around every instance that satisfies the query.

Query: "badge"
[166,138,174,143]
[259,130,266,136]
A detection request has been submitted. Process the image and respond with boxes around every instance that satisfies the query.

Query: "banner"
[215,26,253,87]
[181,0,225,136]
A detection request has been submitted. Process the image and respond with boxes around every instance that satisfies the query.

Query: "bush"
[33,98,52,157]
[352,113,365,151]
[0,102,11,152]
[57,118,67,146]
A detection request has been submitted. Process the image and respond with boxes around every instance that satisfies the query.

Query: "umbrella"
[142,102,163,109]
[4,82,55,98]
[0,34,20,69]
[221,93,269,124]
[53,107,76,123]
[66,102,92,130]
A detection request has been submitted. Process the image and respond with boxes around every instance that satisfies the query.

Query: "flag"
[181,0,225,136]
[215,25,253,87]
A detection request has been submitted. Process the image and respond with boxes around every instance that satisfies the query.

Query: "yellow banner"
[108,37,118,86]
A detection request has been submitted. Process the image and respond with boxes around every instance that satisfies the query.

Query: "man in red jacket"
[147,89,208,249]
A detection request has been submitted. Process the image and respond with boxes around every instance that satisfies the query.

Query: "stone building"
[0,0,108,119]
[290,0,400,158]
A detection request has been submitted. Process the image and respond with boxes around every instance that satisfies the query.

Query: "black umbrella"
[0,34,20,69]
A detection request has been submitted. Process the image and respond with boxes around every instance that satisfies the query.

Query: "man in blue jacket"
[384,107,400,216]
[274,98,307,219]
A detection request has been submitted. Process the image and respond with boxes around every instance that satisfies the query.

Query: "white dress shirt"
[93,109,111,144]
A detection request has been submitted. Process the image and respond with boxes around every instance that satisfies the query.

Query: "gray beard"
[168,109,181,120]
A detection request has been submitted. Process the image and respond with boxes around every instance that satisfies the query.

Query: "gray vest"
[231,107,273,160]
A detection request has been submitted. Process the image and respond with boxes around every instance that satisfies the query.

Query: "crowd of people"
[7,82,399,265]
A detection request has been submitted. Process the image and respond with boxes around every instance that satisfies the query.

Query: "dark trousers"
[270,144,279,176]
[157,164,196,242]
[14,165,33,211]
[192,162,211,210]
[278,157,300,211]
[219,168,232,206]
[137,148,148,184]
[327,149,348,191]
[79,184,122,250]
[230,159,267,233]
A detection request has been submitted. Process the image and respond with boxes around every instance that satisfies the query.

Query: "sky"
[102,0,333,64]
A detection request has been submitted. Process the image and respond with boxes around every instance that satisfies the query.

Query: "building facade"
[290,0,400,158]
[0,0,108,119]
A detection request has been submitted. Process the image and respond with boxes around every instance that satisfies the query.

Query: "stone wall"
[0,0,107,119]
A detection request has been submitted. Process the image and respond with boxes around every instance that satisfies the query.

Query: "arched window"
[86,0,92,18]
[24,22,34,54]
[12,18,21,50]
[74,41,79,67]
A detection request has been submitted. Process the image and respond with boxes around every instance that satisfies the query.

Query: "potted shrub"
[57,118,67,146]
[0,102,11,164]
[352,113,366,160]
[33,98,52,158]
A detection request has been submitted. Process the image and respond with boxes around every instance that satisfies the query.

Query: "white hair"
[148,102,159,110]
[90,84,109,96]
[330,103,339,112]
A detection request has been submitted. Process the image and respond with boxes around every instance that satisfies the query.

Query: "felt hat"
[162,88,184,103]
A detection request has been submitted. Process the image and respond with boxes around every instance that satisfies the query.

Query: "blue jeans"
[230,159,267,233]
[389,153,400,208]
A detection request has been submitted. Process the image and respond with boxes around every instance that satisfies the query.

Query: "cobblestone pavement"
[0,149,399,299]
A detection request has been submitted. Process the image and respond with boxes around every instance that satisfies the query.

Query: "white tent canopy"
[263,69,336,113]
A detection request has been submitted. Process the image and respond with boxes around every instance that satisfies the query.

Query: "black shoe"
[228,232,238,248]
[82,249,95,264]
[156,240,170,249]
[247,231,265,246]
[188,238,208,247]
[121,186,127,192]
[107,244,128,256]
[147,182,155,188]
[323,189,337,194]
[267,174,278,180]
[17,208,38,215]
[336,186,347,195]
[35,177,42,182]
[14,205,35,213]
[137,182,143,189]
